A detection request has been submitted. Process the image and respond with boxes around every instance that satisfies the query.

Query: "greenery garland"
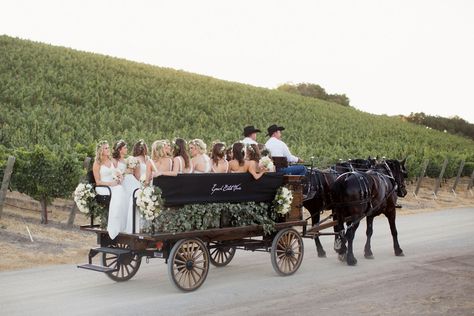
[152,201,276,235]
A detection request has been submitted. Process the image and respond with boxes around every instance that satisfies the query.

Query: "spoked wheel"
[102,242,142,282]
[168,238,209,291]
[271,228,304,276]
[208,241,236,267]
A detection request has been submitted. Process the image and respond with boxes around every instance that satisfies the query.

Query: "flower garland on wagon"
[273,186,293,216]
[136,185,164,221]
[73,182,108,227]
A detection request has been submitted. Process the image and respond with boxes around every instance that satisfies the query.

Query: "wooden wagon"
[78,172,326,291]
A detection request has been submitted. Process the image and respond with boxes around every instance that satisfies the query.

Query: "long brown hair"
[211,142,226,166]
[112,139,126,159]
[246,144,261,162]
[173,138,190,168]
[132,139,148,157]
[232,142,245,166]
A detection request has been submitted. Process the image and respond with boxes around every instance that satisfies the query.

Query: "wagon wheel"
[167,238,209,291]
[102,242,142,282]
[208,241,236,267]
[271,228,304,276]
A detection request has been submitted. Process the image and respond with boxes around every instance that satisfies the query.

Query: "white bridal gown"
[95,164,127,239]
[125,161,147,234]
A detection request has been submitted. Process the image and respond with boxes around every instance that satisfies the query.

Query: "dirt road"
[1,207,473,315]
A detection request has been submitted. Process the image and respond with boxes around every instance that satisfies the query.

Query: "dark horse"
[331,158,408,265]
[303,157,377,257]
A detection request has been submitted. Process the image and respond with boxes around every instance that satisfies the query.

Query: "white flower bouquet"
[126,156,139,169]
[136,185,163,221]
[259,156,275,171]
[111,168,123,182]
[73,183,96,214]
[273,186,293,215]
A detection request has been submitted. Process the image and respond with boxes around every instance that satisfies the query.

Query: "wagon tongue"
[77,247,131,273]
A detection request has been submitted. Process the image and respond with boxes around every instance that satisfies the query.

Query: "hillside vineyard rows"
[0,35,473,180]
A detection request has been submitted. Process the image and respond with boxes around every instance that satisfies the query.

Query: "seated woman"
[246,143,269,180]
[146,140,177,184]
[189,139,211,173]
[228,142,248,173]
[172,138,193,173]
[125,140,149,234]
[210,142,229,173]
[92,140,127,239]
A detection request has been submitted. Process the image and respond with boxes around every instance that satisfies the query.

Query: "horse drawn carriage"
[78,158,408,291]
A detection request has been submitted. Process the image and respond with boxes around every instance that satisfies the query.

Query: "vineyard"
[1,35,474,209]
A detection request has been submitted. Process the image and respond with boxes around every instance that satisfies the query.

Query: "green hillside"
[1,35,473,177]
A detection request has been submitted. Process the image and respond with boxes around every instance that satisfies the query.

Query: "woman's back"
[228,159,248,173]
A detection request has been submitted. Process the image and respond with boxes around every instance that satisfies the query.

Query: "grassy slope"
[1,35,473,176]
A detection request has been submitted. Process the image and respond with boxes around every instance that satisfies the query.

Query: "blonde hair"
[151,140,168,160]
[189,139,207,154]
[94,140,109,165]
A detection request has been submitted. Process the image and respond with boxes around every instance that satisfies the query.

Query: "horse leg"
[345,222,359,266]
[364,215,374,259]
[314,236,327,258]
[386,209,404,256]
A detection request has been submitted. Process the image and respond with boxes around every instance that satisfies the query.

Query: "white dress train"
[96,164,127,239]
[125,161,147,233]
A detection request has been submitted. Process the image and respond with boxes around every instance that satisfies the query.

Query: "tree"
[10,146,82,224]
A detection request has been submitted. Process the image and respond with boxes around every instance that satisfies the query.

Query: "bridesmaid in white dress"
[228,142,248,173]
[92,141,127,239]
[172,138,193,173]
[189,139,211,173]
[112,140,138,195]
[210,142,229,173]
[125,140,149,234]
[146,140,177,182]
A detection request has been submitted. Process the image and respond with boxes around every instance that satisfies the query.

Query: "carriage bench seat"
[153,173,304,221]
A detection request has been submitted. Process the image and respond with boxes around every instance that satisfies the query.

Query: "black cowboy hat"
[243,125,261,137]
[266,124,285,136]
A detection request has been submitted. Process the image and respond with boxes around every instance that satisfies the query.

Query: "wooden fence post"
[451,160,465,196]
[468,170,474,195]
[433,159,448,198]
[66,157,92,228]
[0,156,16,219]
[414,159,429,197]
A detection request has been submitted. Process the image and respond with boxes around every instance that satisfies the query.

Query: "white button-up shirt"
[264,137,299,163]
[242,137,258,145]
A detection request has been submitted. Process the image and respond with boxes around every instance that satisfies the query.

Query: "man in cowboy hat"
[241,125,261,145]
[264,124,306,175]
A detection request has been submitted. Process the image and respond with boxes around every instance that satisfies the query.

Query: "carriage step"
[77,263,117,273]
[93,247,131,255]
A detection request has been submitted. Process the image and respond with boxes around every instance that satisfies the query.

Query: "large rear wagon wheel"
[102,242,142,282]
[168,238,209,291]
[208,241,236,267]
[271,228,304,276]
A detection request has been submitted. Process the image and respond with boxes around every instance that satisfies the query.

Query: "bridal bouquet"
[111,168,123,182]
[126,156,139,169]
[273,186,293,215]
[73,183,96,214]
[259,156,275,171]
[136,186,163,221]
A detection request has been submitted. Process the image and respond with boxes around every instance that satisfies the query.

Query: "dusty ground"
[0,178,472,272]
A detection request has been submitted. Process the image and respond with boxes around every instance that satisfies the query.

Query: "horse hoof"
[338,254,346,262]
[395,251,405,257]
[318,252,327,258]
[364,254,374,259]
[347,258,358,266]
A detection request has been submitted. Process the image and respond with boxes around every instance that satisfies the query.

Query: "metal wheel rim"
[271,228,304,276]
[168,239,209,291]
[102,242,141,282]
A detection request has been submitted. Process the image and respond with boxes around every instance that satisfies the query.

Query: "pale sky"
[2,0,474,123]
